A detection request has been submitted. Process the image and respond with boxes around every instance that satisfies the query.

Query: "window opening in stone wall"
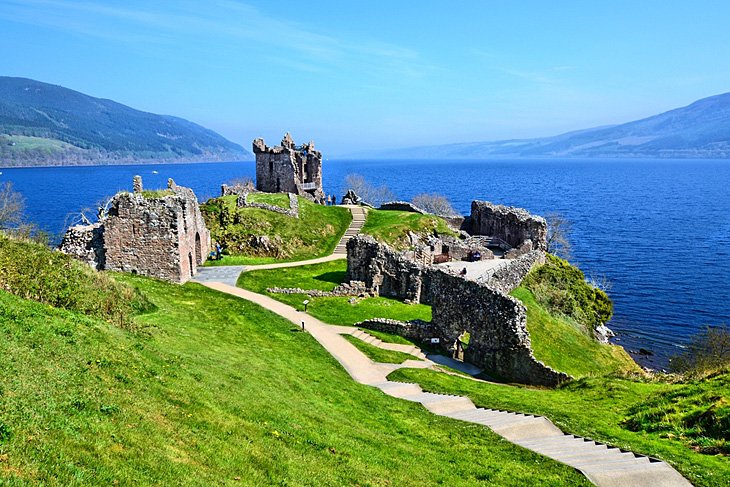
[276,177,280,192]
[195,232,202,265]
[188,252,194,277]
[269,159,273,173]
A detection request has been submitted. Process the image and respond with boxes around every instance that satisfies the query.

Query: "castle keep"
[253,133,325,203]
[60,177,210,284]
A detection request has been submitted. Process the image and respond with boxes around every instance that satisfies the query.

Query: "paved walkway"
[192,205,691,487]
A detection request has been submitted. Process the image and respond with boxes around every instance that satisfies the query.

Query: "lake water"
[1,158,728,369]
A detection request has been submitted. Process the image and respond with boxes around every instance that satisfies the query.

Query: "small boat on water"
[152,170,159,174]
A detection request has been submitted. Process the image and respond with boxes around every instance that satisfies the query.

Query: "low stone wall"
[378,201,428,214]
[355,318,435,342]
[266,280,371,298]
[470,200,547,251]
[479,250,546,294]
[236,192,299,218]
[58,222,105,270]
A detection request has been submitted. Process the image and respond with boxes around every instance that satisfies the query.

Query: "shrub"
[522,254,612,333]
[344,174,395,207]
[0,234,153,328]
[670,325,730,377]
[411,193,458,216]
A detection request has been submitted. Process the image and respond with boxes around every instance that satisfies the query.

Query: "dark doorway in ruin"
[195,232,202,265]
[276,177,280,192]
[188,252,194,277]
[453,331,470,362]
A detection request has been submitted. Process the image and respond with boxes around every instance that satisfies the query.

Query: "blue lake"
[1,158,729,369]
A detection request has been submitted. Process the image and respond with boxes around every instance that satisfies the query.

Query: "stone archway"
[195,232,202,265]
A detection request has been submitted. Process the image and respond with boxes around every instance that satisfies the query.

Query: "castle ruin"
[253,133,325,203]
[60,177,210,284]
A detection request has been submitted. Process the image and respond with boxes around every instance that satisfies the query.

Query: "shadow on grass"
[314,271,346,285]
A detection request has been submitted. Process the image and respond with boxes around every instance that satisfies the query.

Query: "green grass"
[237,260,432,326]
[247,192,290,208]
[343,335,420,364]
[140,189,175,199]
[358,328,416,345]
[0,134,75,152]
[361,209,458,250]
[0,275,590,485]
[201,195,351,265]
[389,369,729,487]
[512,287,641,378]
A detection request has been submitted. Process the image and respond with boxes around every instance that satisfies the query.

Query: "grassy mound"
[623,371,730,455]
[512,287,640,378]
[0,234,151,328]
[389,368,729,487]
[0,275,589,485]
[522,254,613,333]
[201,195,351,265]
[237,260,431,326]
[361,209,457,250]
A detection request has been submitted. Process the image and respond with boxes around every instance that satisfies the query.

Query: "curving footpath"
[193,206,691,487]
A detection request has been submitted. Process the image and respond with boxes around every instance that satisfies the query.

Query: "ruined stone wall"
[470,201,547,251]
[479,250,546,294]
[378,201,428,214]
[58,223,105,270]
[345,235,568,386]
[235,192,299,218]
[60,178,210,284]
[429,271,569,386]
[345,235,434,304]
[253,133,324,202]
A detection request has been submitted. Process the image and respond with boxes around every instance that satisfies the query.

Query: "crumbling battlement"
[344,235,566,386]
[60,177,211,284]
[470,200,547,251]
[253,133,325,203]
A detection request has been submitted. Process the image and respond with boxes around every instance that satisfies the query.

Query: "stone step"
[568,453,648,469]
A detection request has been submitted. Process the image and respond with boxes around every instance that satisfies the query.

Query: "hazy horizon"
[2,0,730,154]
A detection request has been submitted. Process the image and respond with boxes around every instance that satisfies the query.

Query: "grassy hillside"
[0,234,151,327]
[201,195,351,265]
[361,209,457,250]
[237,260,431,325]
[0,273,590,485]
[0,76,249,166]
[390,368,729,487]
[512,287,640,378]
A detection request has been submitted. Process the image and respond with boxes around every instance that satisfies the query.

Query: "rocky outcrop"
[378,201,428,214]
[470,201,547,251]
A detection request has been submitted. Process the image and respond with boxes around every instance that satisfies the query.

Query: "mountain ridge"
[347,92,730,159]
[0,76,251,166]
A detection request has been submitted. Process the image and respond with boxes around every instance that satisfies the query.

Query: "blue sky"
[1,0,729,154]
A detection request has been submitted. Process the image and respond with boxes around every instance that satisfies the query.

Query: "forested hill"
[352,92,730,159]
[0,77,250,166]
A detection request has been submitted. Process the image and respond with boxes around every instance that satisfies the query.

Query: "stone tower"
[252,133,325,203]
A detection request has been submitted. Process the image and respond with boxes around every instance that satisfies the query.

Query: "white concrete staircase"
[368,380,691,487]
[334,205,368,255]
[346,329,690,486]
